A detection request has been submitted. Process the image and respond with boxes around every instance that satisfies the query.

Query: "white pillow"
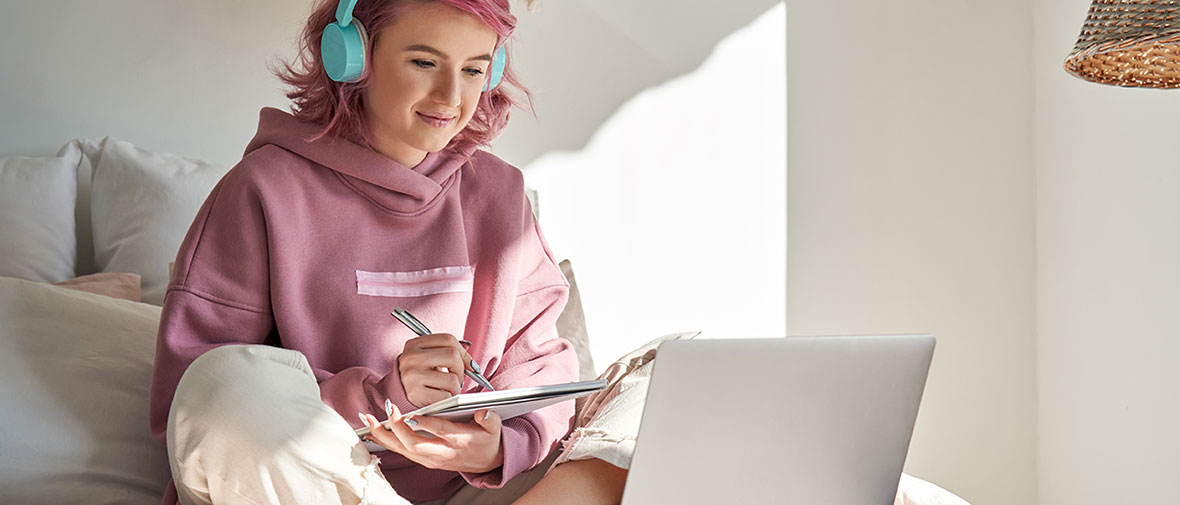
[90,137,229,305]
[0,275,170,504]
[66,137,106,277]
[0,143,81,283]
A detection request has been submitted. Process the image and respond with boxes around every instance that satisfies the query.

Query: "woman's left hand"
[360,406,504,474]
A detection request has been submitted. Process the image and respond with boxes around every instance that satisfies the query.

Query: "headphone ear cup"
[484,44,507,92]
[321,18,368,82]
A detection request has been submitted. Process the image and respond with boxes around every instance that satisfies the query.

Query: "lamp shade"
[1064,0,1180,88]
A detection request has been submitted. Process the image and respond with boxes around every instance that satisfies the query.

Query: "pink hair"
[271,0,532,151]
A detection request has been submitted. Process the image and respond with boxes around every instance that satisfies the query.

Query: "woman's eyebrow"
[403,44,492,62]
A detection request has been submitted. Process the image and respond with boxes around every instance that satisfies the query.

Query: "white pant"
[167,344,412,505]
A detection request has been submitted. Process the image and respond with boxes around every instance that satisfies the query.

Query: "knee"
[171,345,318,446]
[182,344,314,393]
[187,344,314,381]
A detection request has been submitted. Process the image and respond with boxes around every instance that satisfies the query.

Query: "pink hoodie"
[149,107,577,502]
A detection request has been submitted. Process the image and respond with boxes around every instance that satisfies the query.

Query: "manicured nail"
[358,413,370,427]
[470,360,482,374]
[483,410,491,421]
[384,398,393,417]
[404,417,418,428]
[458,340,473,347]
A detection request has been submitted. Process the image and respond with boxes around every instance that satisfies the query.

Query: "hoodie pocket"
[356,266,474,297]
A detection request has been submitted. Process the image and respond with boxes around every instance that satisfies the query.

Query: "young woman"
[148,0,628,504]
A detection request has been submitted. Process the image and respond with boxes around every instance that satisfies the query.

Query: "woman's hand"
[360,406,505,474]
[398,333,476,407]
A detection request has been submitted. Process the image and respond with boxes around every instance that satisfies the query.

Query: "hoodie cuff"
[317,365,416,428]
[379,356,417,415]
[459,418,542,488]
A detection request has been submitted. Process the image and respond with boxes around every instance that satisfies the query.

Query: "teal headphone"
[320,0,508,91]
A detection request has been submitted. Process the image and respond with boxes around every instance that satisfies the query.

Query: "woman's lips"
[417,112,454,128]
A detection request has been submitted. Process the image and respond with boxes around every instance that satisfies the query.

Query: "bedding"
[53,271,142,302]
[0,275,170,504]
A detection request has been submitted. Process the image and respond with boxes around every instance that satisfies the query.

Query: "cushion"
[89,137,229,305]
[0,142,82,283]
[0,275,170,504]
[555,259,596,381]
[53,272,142,302]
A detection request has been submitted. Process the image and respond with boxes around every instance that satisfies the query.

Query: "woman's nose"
[431,72,463,108]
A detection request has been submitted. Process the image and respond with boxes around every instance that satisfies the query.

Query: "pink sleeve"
[460,203,579,488]
[148,170,274,442]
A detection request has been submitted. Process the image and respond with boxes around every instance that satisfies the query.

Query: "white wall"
[788,2,1037,505]
[1035,1,1180,504]
[0,1,302,165]
[494,0,783,166]
[509,0,787,369]
[0,0,779,166]
[521,4,786,371]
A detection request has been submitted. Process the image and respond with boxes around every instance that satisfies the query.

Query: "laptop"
[620,334,935,505]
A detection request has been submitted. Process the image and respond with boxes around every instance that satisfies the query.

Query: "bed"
[0,137,969,504]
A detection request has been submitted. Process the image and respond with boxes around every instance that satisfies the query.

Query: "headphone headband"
[334,0,359,25]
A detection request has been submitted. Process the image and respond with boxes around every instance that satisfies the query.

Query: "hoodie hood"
[244,107,475,213]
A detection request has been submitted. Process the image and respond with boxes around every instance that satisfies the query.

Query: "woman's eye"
[412,59,435,69]
[465,68,485,77]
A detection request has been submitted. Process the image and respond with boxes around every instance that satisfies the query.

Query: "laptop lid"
[620,335,935,505]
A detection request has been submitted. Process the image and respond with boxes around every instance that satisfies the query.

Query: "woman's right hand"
[398,333,475,407]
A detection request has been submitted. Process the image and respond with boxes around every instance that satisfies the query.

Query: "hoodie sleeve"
[148,166,271,442]
[460,197,580,488]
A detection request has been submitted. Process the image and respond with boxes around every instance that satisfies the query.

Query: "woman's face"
[363,2,499,167]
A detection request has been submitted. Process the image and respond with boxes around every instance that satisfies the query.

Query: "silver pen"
[391,307,496,392]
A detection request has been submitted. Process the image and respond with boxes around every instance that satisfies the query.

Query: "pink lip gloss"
[417,112,452,128]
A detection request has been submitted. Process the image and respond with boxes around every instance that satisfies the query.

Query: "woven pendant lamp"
[1064,0,1180,88]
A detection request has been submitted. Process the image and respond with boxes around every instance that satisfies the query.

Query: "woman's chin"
[415,136,458,153]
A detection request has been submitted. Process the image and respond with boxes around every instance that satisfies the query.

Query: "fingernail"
[385,398,393,417]
[483,410,491,421]
[458,340,473,347]
[404,417,418,428]
[470,360,482,374]
[358,412,370,427]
